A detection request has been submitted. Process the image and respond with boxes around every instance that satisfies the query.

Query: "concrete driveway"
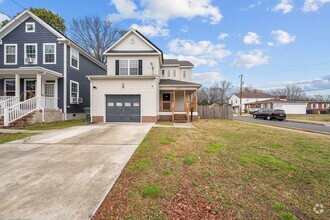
[0,123,153,220]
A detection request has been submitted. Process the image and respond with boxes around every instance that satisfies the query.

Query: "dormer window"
[25,22,35,32]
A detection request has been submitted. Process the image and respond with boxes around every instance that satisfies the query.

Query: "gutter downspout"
[87,76,93,123]
[59,38,69,121]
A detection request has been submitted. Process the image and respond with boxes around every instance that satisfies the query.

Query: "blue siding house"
[0,10,106,125]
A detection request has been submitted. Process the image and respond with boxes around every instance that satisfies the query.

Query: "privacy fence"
[198,105,233,120]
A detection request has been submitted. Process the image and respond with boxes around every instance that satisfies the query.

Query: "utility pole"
[239,74,244,116]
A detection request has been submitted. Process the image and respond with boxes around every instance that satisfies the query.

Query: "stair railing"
[0,96,20,116]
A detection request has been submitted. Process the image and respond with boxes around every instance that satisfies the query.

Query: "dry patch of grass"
[287,114,330,122]
[94,120,330,220]
[22,120,87,130]
[0,132,36,144]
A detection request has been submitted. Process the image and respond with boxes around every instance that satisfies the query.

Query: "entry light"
[122,83,125,88]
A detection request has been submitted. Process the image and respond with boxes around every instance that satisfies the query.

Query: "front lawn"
[287,114,330,122]
[22,120,87,130]
[0,132,36,144]
[94,120,330,220]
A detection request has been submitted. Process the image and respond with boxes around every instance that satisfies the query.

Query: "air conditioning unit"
[25,57,35,63]
[78,98,83,103]
[71,97,79,104]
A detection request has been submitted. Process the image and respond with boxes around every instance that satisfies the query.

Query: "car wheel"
[253,114,257,119]
[267,116,272,120]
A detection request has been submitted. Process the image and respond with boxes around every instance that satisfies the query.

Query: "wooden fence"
[198,105,233,119]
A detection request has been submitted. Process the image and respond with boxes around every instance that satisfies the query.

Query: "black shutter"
[115,60,119,75]
[138,60,143,75]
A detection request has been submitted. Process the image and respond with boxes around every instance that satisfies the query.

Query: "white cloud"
[165,53,216,67]
[267,42,275,47]
[302,0,330,12]
[272,0,294,14]
[240,1,262,11]
[272,30,296,44]
[131,23,169,37]
[192,72,226,84]
[180,25,189,33]
[108,0,223,25]
[232,50,270,68]
[0,12,9,24]
[243,32,261,45]
[218,33,229,40]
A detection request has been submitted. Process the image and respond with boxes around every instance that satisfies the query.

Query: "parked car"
[253,109,286,121]
[249,108,262,115]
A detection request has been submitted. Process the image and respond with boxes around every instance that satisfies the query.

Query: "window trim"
[70,47,79,70]
[25,22,35,33]
[311,103,318,109]
[24,43,38,65]
[43,43,56,64]
[183,70,186,78]
[70,80,79,104]
[4,44,18,65]
[4,79,16,96]
[161,70,165,77]
[173,70,176,77]
[119,59,139,75]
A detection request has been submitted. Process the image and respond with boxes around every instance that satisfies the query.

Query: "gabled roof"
[0,10,106,70]
[234,93,274,99]
[159,79,202,88]
[163,59,194,67]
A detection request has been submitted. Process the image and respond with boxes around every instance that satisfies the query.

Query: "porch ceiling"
[0,67,63,79]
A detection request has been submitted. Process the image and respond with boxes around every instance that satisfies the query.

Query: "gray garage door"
[106,95,141,122]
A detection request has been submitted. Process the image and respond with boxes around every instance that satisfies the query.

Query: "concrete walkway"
[0,123,153,220]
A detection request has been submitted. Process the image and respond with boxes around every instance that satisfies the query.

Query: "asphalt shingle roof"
[159,79,202,87]
[163,59,194,67]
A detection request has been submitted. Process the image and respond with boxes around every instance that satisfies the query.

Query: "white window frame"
[70,80,79,104]
[162,70,165,77]
[183,70,186,78]
[322,103,329,108]
[70,47,79,70]
[119,59,139,75]
[173,70,176,77]
[4,79,16,96]
[25,22,35,32]
[24,43,38,64]
[312,103,318,109]
[43,43,56,64]
[4,44,17,65]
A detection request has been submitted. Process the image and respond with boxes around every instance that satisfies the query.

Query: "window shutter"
[138,60,143,75]
[115,60,119,75]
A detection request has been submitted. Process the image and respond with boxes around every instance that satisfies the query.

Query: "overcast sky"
[1,0,329,95]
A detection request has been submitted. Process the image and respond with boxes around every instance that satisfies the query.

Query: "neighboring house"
[0,10,106,126]
[245,99,308,114]
[306,101,330,114]
[88,29,201,123]
[228,93,274,113]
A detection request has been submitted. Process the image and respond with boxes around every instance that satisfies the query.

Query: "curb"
[285,120,328,126]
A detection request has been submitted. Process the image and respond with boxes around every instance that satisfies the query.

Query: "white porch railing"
[4,96,38,126]
[0,96,20,116]
[41,97,58,110]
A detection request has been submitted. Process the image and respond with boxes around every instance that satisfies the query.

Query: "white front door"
[43,82,56,109]
[44,83,55,97]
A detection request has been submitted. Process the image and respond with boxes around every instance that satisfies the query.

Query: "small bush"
[183,156,196,165]
[141,184,161,197]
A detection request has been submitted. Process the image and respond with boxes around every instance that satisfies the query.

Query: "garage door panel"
[106,95,141,122]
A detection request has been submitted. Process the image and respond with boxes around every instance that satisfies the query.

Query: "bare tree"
[312,94,330,102]
[198,81,232,106]
[271,84,306,101]
[243,86,263,93]
[70,16,123,64]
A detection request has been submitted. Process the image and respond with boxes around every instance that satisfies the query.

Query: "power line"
[9,0,26,10]
[0,10,24,25]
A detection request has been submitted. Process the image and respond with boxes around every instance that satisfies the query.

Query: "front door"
[44,81,56,109]
[44,82,55,98]
[24,79,36,100]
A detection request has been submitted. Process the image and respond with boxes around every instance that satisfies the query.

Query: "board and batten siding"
[91,79,158,119]
[66,45,106,113]
[0,17,64,73]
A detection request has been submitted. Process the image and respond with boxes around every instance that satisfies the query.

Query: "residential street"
[234,116,330,134]
[0,123,153,220]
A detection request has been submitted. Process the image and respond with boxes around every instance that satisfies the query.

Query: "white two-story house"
[228,93,274,113]
[88,29,201,123]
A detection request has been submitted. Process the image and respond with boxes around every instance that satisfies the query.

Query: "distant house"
[245,99,308,114]
[306,101,330,114]
[0,10,106,126]
[228,93,274,113]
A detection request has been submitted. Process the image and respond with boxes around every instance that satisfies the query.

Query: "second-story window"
[24,44,38,64]
[167,70,170,77]
[118,60,140,75]
[183,71,186,78]
[25,22,35,32]
[130,60,138,75]
[70,48,79,69]
[43,43,56,64]
[162,70,165,77]
[119,60,129,75]
[4,44,17,65]
[173,70,176,77]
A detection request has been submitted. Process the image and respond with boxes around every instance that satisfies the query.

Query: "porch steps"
[0,111,37,128]
[174,114,188,123]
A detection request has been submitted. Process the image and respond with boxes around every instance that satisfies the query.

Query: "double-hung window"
[173,70,176,77]
[4,79,16,96]
[162,70,165,77]
[119,60,129,75]
[119,60,139,75]
[24,44,38,64]
[70,48,79,69]
[43,43,56,64]
[4,44,17,65]
[312,103,318,109]
[70,81,79,103]
[129,60,138,75]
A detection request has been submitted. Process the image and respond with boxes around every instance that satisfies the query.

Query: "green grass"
[94,120,330,220]
[22,120,87,130]
[287,114,330,122]
[0,132,36,144]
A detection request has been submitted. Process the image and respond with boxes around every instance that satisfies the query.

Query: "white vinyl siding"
[24,43,38,64]
[4,44,17,65]
[43,43,56,64]
[70,48,79,69]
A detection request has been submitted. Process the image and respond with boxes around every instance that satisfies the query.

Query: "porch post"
[195,91,198,112]
[15,74,20,99]
[36,73,42,108]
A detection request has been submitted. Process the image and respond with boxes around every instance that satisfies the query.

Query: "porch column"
[36,73,42,108]
[195,91,198,111]
[15,74,20,99]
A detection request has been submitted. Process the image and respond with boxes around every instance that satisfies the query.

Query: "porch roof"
[0,67,63,79]
[159,79,202,89]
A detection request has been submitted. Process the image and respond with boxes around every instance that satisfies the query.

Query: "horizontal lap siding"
[91,79,157,118]
[67,45,106,113]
